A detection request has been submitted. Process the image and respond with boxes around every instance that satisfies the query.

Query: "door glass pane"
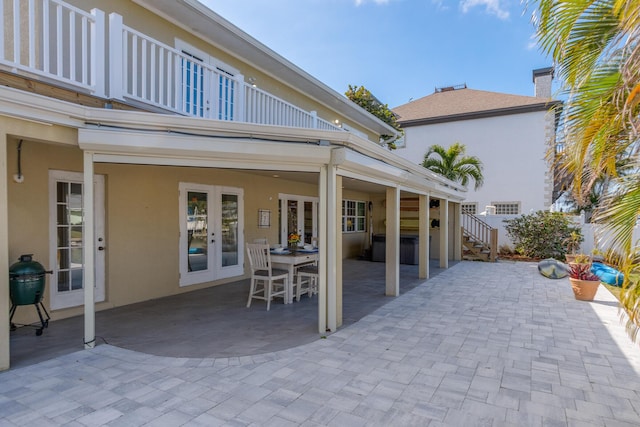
[57,182,68,203]
[287,200,298,243]
[304,202,313,244]
[55,180,84,294]
[221,194,238,267]
[182,56,205,117]
[57,270,69,292]
[187,191,208,272]
[218,75,235,120]
[57,227,68,247]
[71,269,83,290]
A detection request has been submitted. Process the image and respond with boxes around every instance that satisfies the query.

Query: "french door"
[179,183,244,286]
[49,171,105,310]
[177,40,239,121]
[279,194,318,246]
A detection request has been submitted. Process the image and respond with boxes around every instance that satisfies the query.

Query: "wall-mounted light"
[13,140,24,183]
[248,77,257,87]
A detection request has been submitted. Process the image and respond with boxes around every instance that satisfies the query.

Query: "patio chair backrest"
[246,243,272,274]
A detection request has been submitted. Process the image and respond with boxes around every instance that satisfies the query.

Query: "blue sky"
[199,0,552,108]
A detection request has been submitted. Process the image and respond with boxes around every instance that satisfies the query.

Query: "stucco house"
[393,68,561,216]
[0,0,465,370]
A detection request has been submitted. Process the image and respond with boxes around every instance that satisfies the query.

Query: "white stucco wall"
[396,111,552,214]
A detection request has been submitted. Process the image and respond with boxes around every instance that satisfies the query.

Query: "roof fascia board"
[0,86,87,127]
[399,101,563,127]
[131,0,396,137]
[79,127,331,167]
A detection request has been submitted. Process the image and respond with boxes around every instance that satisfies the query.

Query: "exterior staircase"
[462,213,498,262]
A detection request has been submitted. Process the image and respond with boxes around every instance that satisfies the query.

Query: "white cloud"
[460,0,510,20]
[431,0,449,10]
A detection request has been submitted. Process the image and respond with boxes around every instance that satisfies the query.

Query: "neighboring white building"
[393,69,561,215]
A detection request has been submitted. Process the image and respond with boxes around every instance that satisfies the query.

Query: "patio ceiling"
[248,170,387,194]
[247,170,437,197]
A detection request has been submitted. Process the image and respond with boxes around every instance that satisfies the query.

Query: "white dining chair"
[296,263,318,301]
[246,243,288,310]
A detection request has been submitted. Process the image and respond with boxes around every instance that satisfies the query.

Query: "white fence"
[481,213,640,255]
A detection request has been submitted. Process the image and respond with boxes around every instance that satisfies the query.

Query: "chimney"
[532,67,553,98]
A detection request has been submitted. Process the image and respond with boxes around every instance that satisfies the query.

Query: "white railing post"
[310,110,318,128]
[28,0,35,68]
[108,13,124,100]
[0,0,4,61]
[235,73,245,122]
[91,9,105,97]
[12,0,19,63]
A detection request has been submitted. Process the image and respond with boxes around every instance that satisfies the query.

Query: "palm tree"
[421,142,484,190]
[534,0,640,339]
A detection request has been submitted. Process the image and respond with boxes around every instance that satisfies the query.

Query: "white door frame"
[278,193,318,246]
[179,182,244,286]
[48,170,105,310]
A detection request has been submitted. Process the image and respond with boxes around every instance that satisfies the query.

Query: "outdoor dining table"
[270,249,319,304]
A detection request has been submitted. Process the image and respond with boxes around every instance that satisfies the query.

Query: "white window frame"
[342,199,367,233]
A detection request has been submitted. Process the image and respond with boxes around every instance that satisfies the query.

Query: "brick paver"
[1,261,639,426]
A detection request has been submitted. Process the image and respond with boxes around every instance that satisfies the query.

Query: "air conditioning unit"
[485,205,496,215]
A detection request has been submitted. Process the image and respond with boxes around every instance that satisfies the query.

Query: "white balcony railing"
[0,0,105,96]
[0,1,344,132]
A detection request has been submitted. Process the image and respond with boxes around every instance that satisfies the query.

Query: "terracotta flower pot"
[569,278,600,301]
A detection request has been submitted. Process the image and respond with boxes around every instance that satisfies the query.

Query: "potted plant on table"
[287,232,301,253]
[568,262,601,301]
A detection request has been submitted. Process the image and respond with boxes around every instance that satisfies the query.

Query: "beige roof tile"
[393,88,553,124]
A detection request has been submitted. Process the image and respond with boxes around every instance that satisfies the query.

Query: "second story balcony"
[0,0,344,133]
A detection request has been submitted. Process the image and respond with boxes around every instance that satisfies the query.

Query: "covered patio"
[10,259,450,368]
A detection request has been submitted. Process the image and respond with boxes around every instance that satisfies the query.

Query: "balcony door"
[179,183,244,286]
[176,40,239,121]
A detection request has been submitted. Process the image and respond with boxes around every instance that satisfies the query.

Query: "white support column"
[439,198,449,269]
[418,194,429,279]
[108,13,124,100]
[326,165,338,332]
[0,131,10,370]
[318,166,327,334]
[83,152,96,349]
[385,187,399,296]
[335,176,343,328]
[452,202,462,261]
[90,9,106,98]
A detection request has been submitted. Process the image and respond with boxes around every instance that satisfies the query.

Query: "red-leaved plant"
[569,263,600,281]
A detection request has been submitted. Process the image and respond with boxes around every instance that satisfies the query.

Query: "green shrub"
[503,211,581,260]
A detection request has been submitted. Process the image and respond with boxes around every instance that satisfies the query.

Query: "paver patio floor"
[1,261,639,426]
